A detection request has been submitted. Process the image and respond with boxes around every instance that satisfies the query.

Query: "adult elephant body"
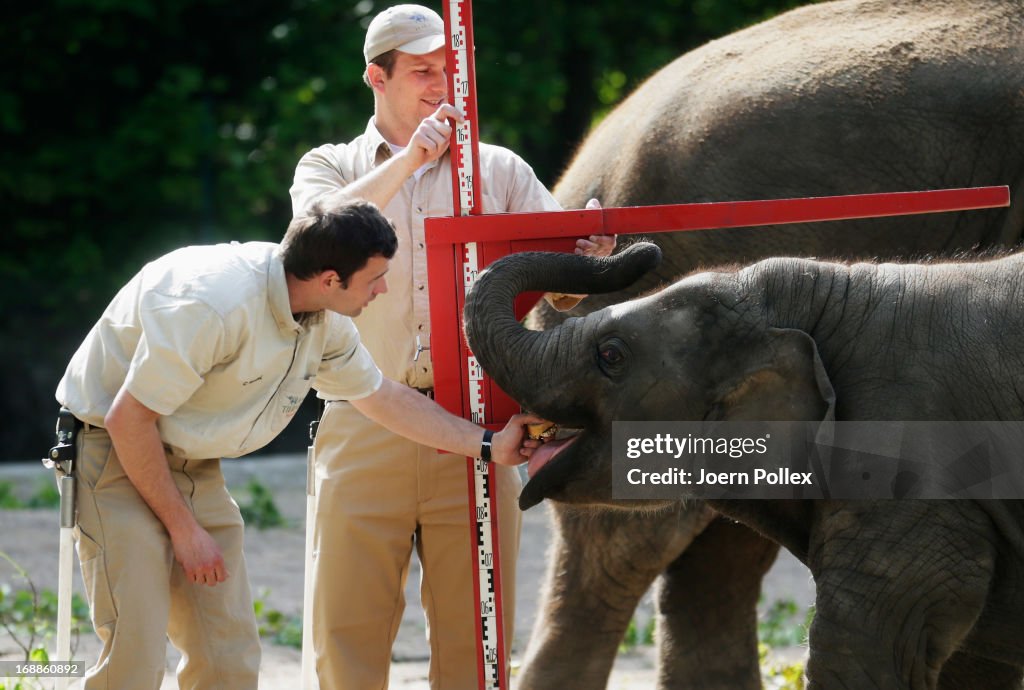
[467,244,1024,689]
[522,0,1024,687]
[554,0,1024,291]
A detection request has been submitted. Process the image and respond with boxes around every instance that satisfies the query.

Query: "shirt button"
[418,324,424,331]
[418,242,424,249]
[416,206,423,213]
[418,284,424,291]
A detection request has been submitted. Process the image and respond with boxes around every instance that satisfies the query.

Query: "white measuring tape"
[445,1,507,687]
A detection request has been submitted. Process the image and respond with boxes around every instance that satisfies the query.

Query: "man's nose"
[431,70,447,95]
[376,278,388,295]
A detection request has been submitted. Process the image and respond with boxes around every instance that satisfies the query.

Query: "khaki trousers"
[311,401,522,690]
[72,427,261,690]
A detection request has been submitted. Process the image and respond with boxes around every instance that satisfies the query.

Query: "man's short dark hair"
[281,200,398,285]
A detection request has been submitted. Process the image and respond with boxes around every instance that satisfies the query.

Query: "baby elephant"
[465,242,1024,690]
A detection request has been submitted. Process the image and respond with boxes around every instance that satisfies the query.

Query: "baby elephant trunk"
[464,242,662,412]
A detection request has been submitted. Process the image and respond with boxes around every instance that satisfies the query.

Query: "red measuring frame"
[425,185,1011,423]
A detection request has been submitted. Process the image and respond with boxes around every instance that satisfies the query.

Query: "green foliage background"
[2,0,808,458]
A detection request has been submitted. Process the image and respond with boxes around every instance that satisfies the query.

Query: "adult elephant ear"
[710,327,836,423]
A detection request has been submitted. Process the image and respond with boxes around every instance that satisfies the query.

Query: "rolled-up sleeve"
[290,144,350,217]
[503,152,562,214]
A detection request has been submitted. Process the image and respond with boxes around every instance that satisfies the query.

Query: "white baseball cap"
[363,4,445,65]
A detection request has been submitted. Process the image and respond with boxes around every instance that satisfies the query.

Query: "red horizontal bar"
[425,186,1010,245]
[426,208,600,244]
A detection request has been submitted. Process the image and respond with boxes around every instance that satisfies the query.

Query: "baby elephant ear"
[716,328,836,422]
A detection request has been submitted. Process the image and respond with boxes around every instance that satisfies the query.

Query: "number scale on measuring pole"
[447,1,481,216]
[442,1,507,689]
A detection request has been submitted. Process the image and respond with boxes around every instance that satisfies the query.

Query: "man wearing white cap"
[290,4,614,688]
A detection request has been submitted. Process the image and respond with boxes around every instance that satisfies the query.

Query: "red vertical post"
[441,1,508,688]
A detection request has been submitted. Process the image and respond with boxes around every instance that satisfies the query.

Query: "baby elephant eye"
[597,337,629,376]
[600,345,624,364]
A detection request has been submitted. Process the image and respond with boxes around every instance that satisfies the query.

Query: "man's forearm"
[104,389,199,539]
[351,379,541,465]
[351,379,485,458]
[316,153,419,212]
[104,387,228,584]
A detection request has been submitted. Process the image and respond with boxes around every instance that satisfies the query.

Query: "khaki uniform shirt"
[290,118,562,390]
[56,241,382,459]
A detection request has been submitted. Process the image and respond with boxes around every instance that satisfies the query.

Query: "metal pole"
[53,473,75,690]
[301,420,319,689]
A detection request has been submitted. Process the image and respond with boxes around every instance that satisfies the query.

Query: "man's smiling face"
[375,47,448,144]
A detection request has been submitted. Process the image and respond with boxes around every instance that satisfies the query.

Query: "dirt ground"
[0,455,814,688]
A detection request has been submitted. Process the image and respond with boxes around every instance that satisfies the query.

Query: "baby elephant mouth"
[526,426,580,479]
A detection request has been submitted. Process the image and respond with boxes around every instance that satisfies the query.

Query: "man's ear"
[365,64,387,92]
[319,269,341,293]
[711,328,836,422]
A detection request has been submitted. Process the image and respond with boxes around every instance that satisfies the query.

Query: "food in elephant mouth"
[526,429,578,479]
[527,421,558,440]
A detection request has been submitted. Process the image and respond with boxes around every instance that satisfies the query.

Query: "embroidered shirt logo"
[282,394,303,417]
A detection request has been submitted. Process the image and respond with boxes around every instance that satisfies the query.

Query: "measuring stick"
[442,1,508,688]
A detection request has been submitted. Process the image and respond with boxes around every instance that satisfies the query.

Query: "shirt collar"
[268,249,324,333]
[364,118,391,167]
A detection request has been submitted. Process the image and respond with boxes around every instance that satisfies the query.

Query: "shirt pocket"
[240,375,316,455]
[270,375,315,435]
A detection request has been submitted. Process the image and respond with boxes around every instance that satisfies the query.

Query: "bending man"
[55,200,540,690]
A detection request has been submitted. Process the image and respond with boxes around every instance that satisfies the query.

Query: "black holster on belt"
[43,407,79,477]
[309,399,325,442]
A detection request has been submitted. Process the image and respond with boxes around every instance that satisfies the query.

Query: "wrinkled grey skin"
[466,243,1024,689]
[518,0,1024,687]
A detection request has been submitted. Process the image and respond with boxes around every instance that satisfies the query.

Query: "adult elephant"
[466,242,1024,689]
[521,0,1024,687]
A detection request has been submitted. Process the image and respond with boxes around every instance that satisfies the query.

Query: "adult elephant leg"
[805,502,996,690]
[518,502,711,690]
[654,516,779,690]
[936,651,1024,690]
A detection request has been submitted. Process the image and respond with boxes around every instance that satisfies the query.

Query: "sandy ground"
[0,455,814,688]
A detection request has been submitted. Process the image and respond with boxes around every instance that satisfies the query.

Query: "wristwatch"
[480,429,494,462]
